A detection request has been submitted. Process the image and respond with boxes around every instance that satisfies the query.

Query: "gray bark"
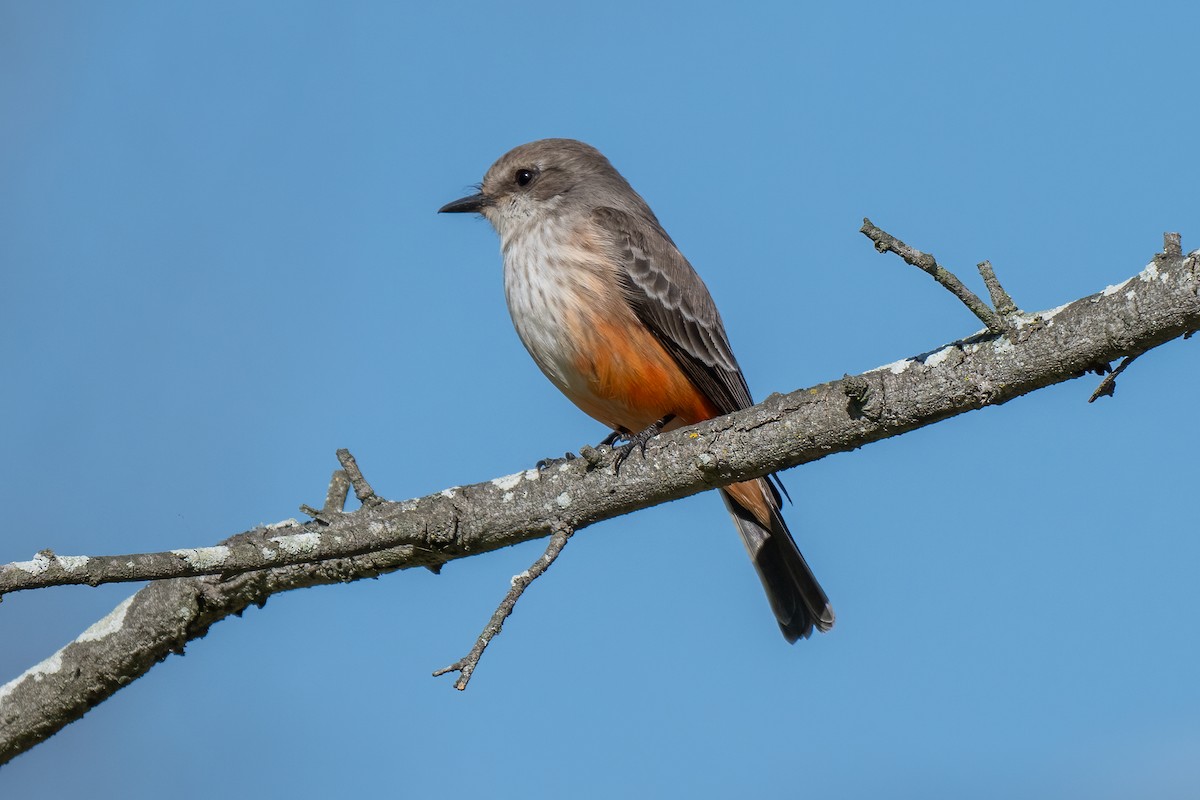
[1,242,1196,765]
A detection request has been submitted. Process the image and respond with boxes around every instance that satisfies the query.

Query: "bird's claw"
[536,452,577,470]
[597,430,623,448]
[609,415,674,474]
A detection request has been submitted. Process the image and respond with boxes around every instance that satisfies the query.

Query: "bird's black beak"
[438,192,488,214]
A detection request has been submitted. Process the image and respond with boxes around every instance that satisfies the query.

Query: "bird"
[439,138,834,642]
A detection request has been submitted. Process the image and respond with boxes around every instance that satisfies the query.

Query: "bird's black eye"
[515,168,534,187]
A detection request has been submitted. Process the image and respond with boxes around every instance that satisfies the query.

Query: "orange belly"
[564,314,718,433]
[571,319,774,527]
[560,307,775,529]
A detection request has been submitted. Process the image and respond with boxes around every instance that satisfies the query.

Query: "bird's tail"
[721,479,834,643]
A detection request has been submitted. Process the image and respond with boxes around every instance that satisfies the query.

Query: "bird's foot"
[535,452,577,471]
[611,414,675,473]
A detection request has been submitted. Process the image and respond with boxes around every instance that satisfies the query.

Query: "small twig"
[325,469,351,511]
[1088,353,1141,402]
[336,448,381,507]
[1163,232,1183,259]
[300,468,352,523]
[860,218,1006,334]
[298,504,328,522]
[433,522,574,690]
[977,260,1018,316]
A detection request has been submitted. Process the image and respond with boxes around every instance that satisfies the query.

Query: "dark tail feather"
[721,485,835,643]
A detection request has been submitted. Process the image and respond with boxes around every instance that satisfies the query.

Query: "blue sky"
[2,2,1198,797]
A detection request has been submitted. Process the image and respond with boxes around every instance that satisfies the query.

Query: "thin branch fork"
[299,448,376,521]
[860,218,1014,334]
[336,448,381,507]
[861,220,1189,402]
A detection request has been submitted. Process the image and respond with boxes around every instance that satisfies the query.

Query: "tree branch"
[2,233,1197,764]
[860,217,1008,333]
[1087,353,1140,402]
[433,521,574,690]
[977,260,1019,316]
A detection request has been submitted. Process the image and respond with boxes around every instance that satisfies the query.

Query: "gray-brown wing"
[591,206,754,415]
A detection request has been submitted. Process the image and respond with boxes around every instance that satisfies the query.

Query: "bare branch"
[324,468,351,512]
[336,448,381,507]
[1164,231,1183,259]
[0,520,318,596]
[977,260,1019,316]
[299,464,353,523]
[1,453,396,597]
[2,234,1197,763]
[860,218,1006,333]
[1088,353,1141,402]
[433,521,574,690]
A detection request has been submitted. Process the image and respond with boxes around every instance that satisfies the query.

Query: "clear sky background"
[2,2,1198,797]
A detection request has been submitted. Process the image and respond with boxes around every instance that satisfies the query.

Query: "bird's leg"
[612,414,675,473]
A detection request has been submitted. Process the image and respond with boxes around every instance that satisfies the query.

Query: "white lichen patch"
[991,336,1016,355]
[1139,262,1161,282]
[510,570,531,587]
[502,492,515,503]
[440,487,458,499]
[12,553,52,575]
[1039,303,1071,324]
[491,472,524,491]
[57,555,90,572]
[171,546,232,570]
[556,492,572,508]
[1102,277,1133,296]
[263,518,299,530]
[867,358,913,375]
[260,546,278,559]
[269,531,322,556]
[925,346,957,368]
[78,595,135,643]
[0,651,64,702]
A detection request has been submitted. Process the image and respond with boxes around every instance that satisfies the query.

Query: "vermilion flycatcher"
[440,138,834,642]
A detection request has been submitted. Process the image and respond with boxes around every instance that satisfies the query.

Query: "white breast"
[500,221,592,397]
